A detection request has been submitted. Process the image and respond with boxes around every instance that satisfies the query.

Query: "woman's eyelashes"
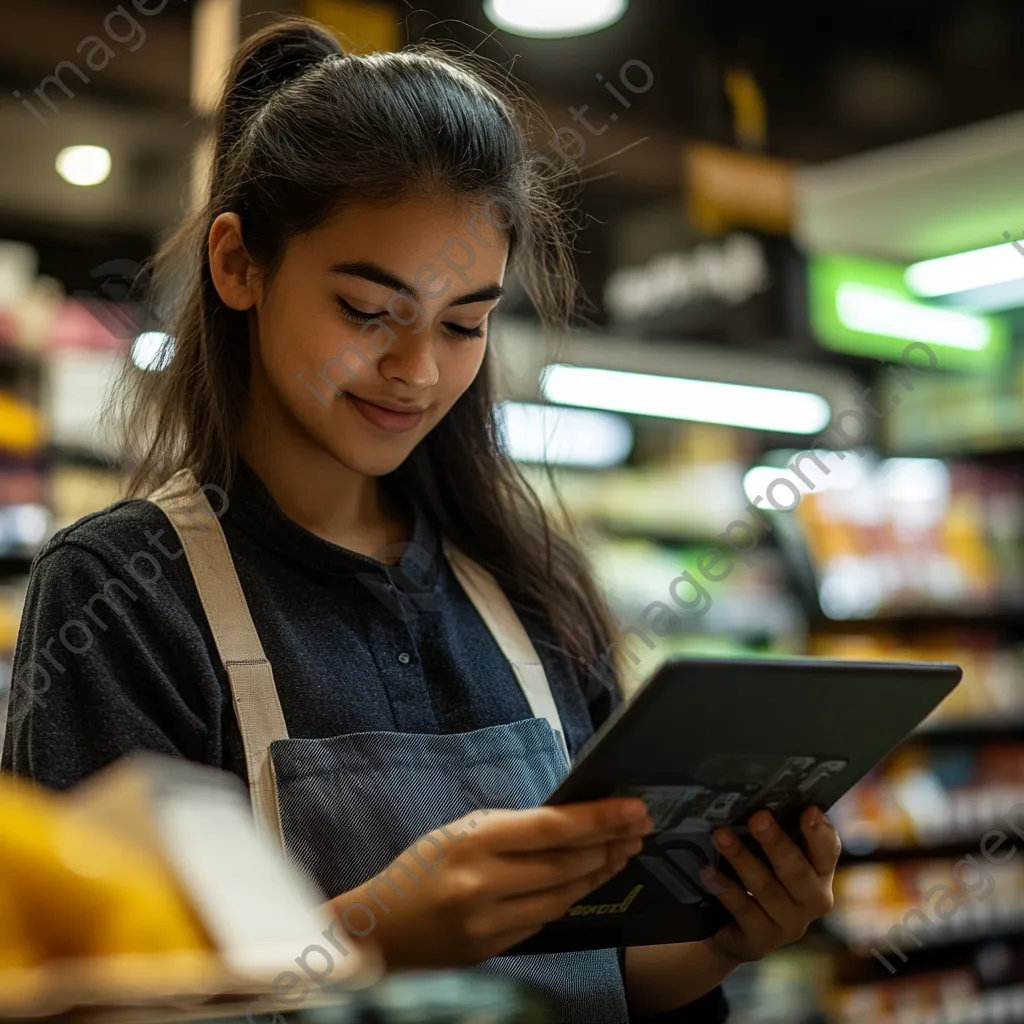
[333,295,485,339]
[444,321,486,339]
[334,294,385,324]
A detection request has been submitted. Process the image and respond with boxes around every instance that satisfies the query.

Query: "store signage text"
[604,232,771,322]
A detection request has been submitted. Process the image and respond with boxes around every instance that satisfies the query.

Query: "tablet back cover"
[510,656,960,955]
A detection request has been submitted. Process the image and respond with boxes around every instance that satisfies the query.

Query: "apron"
[148,469,629,1023]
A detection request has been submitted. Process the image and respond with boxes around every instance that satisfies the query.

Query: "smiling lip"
[346,394,425,433]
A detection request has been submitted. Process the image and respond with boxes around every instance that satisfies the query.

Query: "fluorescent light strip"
[905,241,1024,297]
[540,365,832,435]
[835,283,991,351]
[497,401,633,467]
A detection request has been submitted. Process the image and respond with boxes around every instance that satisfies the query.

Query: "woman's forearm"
[625,940,740,1017]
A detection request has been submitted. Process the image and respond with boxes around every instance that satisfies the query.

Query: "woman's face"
[212,195,509,477]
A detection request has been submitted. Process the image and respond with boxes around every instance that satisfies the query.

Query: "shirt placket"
[358,567,441,734]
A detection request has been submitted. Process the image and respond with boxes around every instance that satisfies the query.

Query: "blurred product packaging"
[0,754,380,1019]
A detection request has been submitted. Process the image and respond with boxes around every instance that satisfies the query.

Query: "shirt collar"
[221,458,441,588]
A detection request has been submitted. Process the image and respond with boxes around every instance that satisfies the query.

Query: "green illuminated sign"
[808,253,1010,370]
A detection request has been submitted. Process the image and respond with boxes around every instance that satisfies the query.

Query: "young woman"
[1,17,840,1022]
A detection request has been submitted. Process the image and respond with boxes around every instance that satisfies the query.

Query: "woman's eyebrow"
[327,260,505,308]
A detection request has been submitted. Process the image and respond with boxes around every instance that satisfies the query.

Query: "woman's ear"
[208,212,259,311]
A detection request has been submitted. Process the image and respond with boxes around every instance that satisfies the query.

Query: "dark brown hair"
[120,15,624,695]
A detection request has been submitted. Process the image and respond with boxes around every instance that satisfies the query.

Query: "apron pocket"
[270,717,566,900]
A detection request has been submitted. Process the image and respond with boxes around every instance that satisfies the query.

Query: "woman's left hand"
[699,806,841,968]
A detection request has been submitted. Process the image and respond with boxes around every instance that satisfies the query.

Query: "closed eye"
[335,295,384,323]
[334,295,485,339]
[445,321,485,339]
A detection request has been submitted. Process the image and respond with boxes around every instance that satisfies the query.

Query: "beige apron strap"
[147,469,288,848]
[442,538,571,767]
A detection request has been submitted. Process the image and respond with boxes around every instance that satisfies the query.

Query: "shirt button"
[398,652,411,664]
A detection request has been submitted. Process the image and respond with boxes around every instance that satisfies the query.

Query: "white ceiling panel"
[793,109,1024,263]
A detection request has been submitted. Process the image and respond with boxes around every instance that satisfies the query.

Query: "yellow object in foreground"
[0,773,210,968]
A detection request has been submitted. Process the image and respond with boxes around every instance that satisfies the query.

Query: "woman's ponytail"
[214,17,345,184]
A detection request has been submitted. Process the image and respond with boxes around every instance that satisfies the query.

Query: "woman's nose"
[380,326,440,389]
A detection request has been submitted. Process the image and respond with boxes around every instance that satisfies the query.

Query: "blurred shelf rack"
[0,555,34,577]
[815,608,1024,629]
[40,442,124,471]
[839,834,1024,865]
[583,516,778,550]
[826,917,1024,960]
[914,716,1024,739]
[0,344,43,372]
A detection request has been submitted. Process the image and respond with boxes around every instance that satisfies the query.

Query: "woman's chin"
[326,441,416,479]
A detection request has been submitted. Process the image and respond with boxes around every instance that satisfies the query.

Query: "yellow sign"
[303,0,399,53]
[685,142,795,236]
[566,884,644,917]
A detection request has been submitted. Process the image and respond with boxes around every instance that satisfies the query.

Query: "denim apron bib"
[148,470,629,1023]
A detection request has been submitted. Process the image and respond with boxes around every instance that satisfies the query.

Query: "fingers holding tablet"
[747,810,834,910]
[799,806,844,880]
[711,823,794,924]
[699,808,841,962]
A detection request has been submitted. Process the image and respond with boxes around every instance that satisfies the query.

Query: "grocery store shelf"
[587,517,771,548]
[856,984,1024,1024]
[828,910,1024,956]
[915,716,1024,739]
[821,607,1024,628]
[0,345,43,371]
[610,593,805,641]
[840,833,1024,864]
[42,442,123,471]
[0,554,34,577]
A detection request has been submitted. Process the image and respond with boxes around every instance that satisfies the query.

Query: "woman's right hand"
[328,797,654,968]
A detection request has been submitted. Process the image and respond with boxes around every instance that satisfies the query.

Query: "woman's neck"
[239,381,411,563]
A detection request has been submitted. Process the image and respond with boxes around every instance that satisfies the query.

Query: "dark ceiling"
[3,0,1024,287]
[9,0,1024,159]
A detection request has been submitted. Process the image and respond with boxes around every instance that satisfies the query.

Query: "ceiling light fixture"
[483,0,627,38]
[905,241,1024,298]
[540,364,832,435]
[836,283,991,351]
[55,145,111,187]
[497,401,633,467]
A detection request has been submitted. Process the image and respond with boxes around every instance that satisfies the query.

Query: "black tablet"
[509,655,961,955]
